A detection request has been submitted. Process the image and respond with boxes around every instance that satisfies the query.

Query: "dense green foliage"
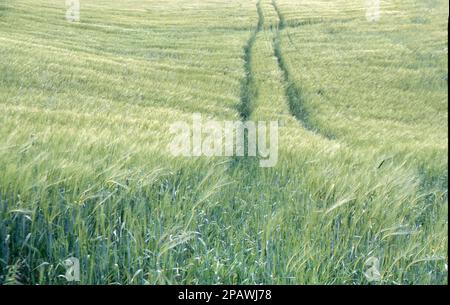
[0,0,447,284]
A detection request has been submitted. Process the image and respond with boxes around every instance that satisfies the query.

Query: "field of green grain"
[0,0,448,284]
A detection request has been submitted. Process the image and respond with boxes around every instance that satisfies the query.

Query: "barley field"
[0,0,448,284]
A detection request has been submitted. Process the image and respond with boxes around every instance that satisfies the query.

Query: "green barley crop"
[0,0,447,284]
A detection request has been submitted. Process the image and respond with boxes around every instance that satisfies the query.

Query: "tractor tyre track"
[238,0,264,121]
[271,0,335,140]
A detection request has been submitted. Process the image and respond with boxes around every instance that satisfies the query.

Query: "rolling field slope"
[0,0,448,284]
